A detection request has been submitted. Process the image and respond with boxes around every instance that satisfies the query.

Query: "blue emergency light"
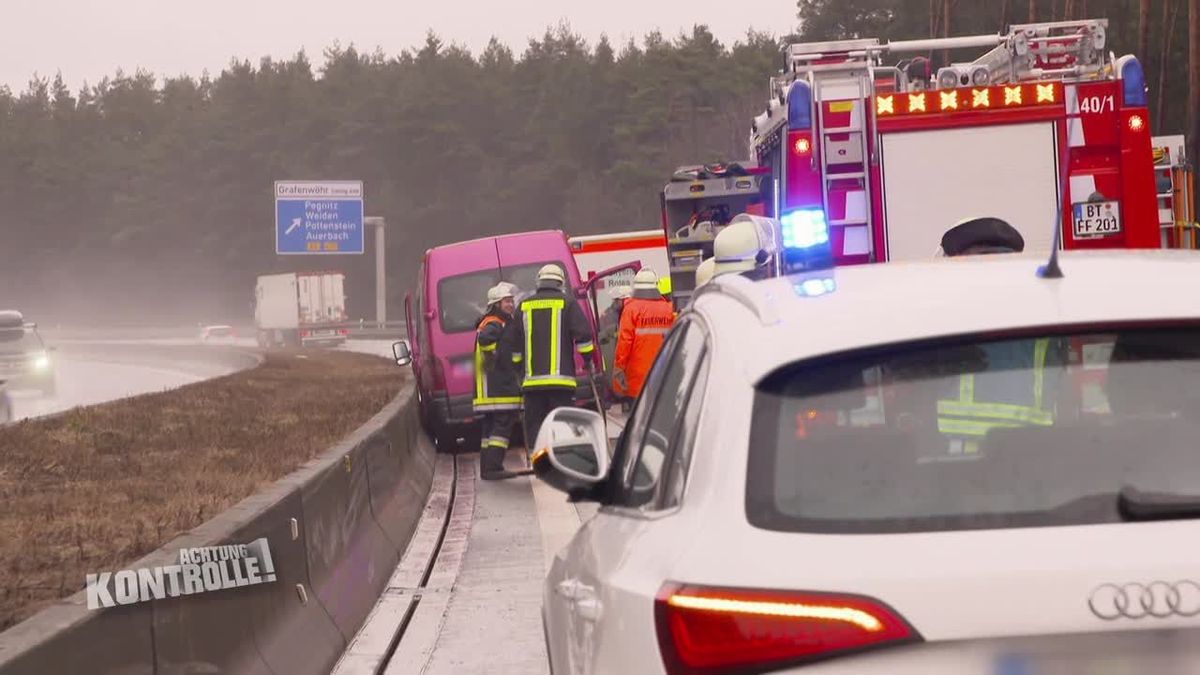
[780,208,830,249]
[1120,57,1147,107]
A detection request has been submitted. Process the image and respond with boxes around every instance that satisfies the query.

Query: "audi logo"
[1088,581,1200,620]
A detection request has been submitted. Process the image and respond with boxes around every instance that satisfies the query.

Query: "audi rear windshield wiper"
[1117,486,1200,522]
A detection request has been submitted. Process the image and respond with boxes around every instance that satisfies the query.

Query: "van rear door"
[427,238,502,423]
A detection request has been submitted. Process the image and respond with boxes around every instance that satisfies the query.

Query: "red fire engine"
[754,19,1158,264]
[662,20,1162,306]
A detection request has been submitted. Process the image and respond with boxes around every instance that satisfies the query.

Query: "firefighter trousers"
[480,411,518,474]
[522,389,575,452]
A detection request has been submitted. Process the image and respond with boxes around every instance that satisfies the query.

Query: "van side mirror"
[531,407,609,500]
[392,339,413,367]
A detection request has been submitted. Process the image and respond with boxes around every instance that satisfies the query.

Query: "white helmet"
[537,264,566,287]
[486,283,515,305]
[712,219,768,275]
[694,257,717,288]
[632,268,659,291]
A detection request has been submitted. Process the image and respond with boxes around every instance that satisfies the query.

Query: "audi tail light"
[655,583,920,673]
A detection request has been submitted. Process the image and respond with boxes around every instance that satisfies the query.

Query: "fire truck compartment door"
[880,122,1060,261]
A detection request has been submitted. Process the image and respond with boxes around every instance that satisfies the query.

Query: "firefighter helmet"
[536,264,566,287]
[712,219,771,275]
[632,269,659,291]
[486,283,515,306]
[657,276,672,296]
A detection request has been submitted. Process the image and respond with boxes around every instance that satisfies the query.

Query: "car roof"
[692,250,1200,381]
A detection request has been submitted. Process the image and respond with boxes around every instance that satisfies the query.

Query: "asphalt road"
[5,356,206,422]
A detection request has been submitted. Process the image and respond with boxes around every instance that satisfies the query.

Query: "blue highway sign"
[275,181,364,255]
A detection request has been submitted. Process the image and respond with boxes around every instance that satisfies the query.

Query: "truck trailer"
[254,272,349,347]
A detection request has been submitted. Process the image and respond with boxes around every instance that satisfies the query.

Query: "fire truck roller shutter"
[879,121,1060,262]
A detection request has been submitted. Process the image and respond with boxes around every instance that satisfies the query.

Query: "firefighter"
[938,216,1026,256]
[933,216,1066,454]
[657,275,672,302]
[613,269,676,400]
[598,285,632,347]
[511,264,597,448]
[474,283,523,480]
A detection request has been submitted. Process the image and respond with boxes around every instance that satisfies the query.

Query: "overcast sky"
[2,0,798,92]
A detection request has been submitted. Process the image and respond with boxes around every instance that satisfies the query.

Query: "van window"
[437,261,566,334]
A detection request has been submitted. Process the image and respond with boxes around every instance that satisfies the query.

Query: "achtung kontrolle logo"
[86,538,277,610]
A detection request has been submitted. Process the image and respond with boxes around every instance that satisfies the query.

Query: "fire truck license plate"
[1072,201,1122,238]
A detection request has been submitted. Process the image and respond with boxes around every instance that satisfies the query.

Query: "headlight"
[33,355,50,370]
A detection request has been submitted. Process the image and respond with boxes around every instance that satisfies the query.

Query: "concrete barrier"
[0,381,432,675]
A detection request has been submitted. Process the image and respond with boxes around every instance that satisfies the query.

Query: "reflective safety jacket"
[936,338,1059,452]
[614,296,676,399]
[473,310,522,412]
[511,288,595,391]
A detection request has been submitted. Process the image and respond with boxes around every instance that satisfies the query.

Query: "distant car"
[0,311,56,396]
[199,325,237,343]
[533,251,1200,674]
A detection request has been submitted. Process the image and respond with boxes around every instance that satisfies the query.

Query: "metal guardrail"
[334,320,407,339]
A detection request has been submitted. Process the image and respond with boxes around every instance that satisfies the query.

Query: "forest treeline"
[0,1,1188,323]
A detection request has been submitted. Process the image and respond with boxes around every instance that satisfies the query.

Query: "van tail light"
[300,330,311,338]
[655,583,920,674]
[338,329,349,336]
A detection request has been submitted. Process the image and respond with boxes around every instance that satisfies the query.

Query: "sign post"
[365,217,386,324]
[274,181,364,255]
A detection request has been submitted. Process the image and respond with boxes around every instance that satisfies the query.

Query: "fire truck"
[664,19,1161,307]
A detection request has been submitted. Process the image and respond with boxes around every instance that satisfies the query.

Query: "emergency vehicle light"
[876,82,1062,117]
[1119,56,1148,107]
[787,81,813,130]
[781,208,830,249]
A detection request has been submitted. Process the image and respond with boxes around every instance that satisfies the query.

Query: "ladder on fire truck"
[761,20,1112,260]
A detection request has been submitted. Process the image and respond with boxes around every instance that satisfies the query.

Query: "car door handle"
[555,578,582,599]
[558,579,602,623]
[574,591,602,624]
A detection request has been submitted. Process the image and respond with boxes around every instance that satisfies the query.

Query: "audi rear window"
[746,326,1200,534]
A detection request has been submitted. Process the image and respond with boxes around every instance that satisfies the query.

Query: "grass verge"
[0,349,403,630]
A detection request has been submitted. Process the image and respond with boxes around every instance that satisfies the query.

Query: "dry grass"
[0,349,403,630]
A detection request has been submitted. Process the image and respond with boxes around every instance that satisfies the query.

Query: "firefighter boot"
[480,446,518,481]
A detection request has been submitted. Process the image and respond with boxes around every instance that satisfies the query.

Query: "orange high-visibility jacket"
[614,296,676,398]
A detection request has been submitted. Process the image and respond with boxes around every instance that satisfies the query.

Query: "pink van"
[398,230,626,451]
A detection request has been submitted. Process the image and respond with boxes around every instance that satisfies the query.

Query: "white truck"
[254,272,348,347]
[568,230,671,309]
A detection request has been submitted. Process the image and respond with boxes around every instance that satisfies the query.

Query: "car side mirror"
[392,339,413,367]
[531,407,609,500]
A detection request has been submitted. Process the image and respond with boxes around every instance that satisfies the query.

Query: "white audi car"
[532,250,1200,674]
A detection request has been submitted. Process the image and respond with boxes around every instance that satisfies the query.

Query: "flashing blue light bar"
[780,208,830,249]
[787,81,813,130]
[794,277,837,298]
[1120,57,1148,108]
